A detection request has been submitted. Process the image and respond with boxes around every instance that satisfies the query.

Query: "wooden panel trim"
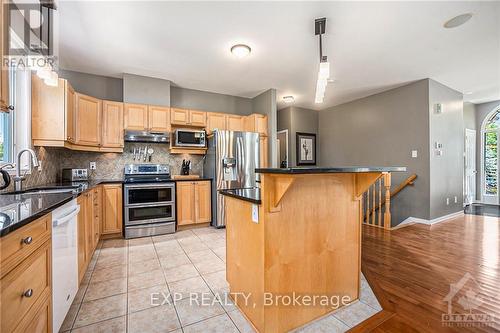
[354,172,383,198]
[270,175,295,209]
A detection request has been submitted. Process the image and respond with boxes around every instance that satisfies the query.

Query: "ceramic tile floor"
[60,227,381,333]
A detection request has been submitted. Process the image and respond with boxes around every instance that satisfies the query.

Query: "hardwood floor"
[354,214,500,332]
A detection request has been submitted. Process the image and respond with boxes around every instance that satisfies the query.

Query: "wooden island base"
[224,170,399,333]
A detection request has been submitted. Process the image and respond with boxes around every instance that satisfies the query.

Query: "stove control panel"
[124,164,170,175]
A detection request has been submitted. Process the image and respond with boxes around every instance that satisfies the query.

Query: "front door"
[464,129,476,205]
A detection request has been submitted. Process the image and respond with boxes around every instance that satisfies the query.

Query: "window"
[483,109,500,197]
[0,69,32,171]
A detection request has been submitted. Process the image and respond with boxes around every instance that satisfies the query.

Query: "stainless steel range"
[123,164,176,239]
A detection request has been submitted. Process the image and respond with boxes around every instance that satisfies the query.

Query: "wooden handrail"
[367,174,417,219]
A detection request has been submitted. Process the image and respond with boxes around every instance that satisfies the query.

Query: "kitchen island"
[220,166,406,333]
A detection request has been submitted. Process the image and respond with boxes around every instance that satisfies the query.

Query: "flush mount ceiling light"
[230,44,251,58]
[444,13,473,28]
[314,18,330,104]
[283,96,295,103]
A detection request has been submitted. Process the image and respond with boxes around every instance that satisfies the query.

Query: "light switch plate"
[411,150,418,158]
[252,204,259,223]
[90,162,96,170]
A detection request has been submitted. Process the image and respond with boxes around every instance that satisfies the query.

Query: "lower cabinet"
[0,215,52,333]
[177,180,211,226]
[101,184,123,235]
[77,192,95,283]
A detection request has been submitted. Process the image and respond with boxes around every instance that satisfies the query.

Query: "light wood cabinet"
[75,93,101,147]
[260,136,268,167]
[1,239,51,333]
[124,103,148,131]
[102,101,124,148]
[102,184,123,235]
[177,180,211,226]
[77,194,89,283]
[244,114,268,136]
[206,112,227,134]
[189,110,207,127]
[13,293,52,333]
[85,191,95,263]
[0,1,9,112]
[66,84,76,143]
[148,105,170,132]
[32,75,74,144]
[195,181,212,223]
[170,108,190,125]
[226,115,245,131]
[93,186,102,248]
[171,108,206,127]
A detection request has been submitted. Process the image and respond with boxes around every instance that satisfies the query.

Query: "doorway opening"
[277,130,288,168]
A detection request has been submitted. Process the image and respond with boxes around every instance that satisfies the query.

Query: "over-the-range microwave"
[174,129,206,147]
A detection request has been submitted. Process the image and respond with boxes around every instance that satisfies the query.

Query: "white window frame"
[480,107,500,204]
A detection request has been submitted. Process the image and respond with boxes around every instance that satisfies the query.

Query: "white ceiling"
[57,1,500,110]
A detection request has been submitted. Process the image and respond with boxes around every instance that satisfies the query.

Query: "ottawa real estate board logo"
[442,272,496,328]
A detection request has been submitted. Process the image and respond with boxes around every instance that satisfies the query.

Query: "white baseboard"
[396,210,464,228]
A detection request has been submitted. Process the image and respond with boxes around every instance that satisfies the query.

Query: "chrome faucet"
[13,149,40,192]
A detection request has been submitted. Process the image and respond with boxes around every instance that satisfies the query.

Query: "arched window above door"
[485,110,500,130]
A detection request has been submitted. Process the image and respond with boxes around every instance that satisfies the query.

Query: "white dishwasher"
[52,199,80,332]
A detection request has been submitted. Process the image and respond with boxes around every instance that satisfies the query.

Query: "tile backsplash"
[1,143,204,191]
[58,143,204,180]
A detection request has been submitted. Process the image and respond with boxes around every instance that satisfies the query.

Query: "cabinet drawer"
[13,294,52,333]
[1,241,51,333]
[1,214,51,278]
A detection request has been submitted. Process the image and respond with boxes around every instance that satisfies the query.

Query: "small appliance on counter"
[62,168,88,182]
[181,159,191,175]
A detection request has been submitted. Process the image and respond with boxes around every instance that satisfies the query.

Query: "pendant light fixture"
[314,18,329,104]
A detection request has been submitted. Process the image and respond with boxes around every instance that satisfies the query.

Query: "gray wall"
[123,73,171,106]
[319,80,431,225]
[277,106,319,167]
[252,89,278,167]
[171,86,252,115]
[463,102,476,130]
[475,100,500,200]
[428,79,464,219]
[58,69,123,101]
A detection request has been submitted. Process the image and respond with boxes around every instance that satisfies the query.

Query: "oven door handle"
[125,202,175,208]
[125,183,175,189]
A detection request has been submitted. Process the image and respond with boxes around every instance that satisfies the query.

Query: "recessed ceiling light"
[444,13,473,29]
[230,44,251,58]
[283,96,294,103]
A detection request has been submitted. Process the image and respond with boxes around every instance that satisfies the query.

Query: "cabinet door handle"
[23,289,33,298]
[22,236,33,245]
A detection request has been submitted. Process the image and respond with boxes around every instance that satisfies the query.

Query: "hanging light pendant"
[314,18,330,104]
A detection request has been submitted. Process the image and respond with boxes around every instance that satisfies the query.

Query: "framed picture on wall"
[296,132,316,166]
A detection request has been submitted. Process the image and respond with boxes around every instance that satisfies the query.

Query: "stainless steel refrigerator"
[203,130,260,227]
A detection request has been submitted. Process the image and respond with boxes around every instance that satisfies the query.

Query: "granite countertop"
[219,188,261,205]
[255,166,407,174]
[0,179,121,237]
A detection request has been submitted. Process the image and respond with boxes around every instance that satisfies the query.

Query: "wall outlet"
[252,204,259,223]
[454,196,458,203]
[411,150,418,158]
[90,162,96,170]
[38,160,42,172]
[446,198,450,205]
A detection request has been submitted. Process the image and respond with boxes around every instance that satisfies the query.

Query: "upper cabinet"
[226,115,245,131]
[124,103,170,132]
[245,114,268,136]
[102,101,124,148]
[171,108,206,127]
[206,112,227,134]
[32,74,73,144]
[0,1,9,112]
[148,105,170,132]
[75,93,102,147]
[124,103,148,131]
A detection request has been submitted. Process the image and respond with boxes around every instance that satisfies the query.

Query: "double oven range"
[123,164,176,239]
